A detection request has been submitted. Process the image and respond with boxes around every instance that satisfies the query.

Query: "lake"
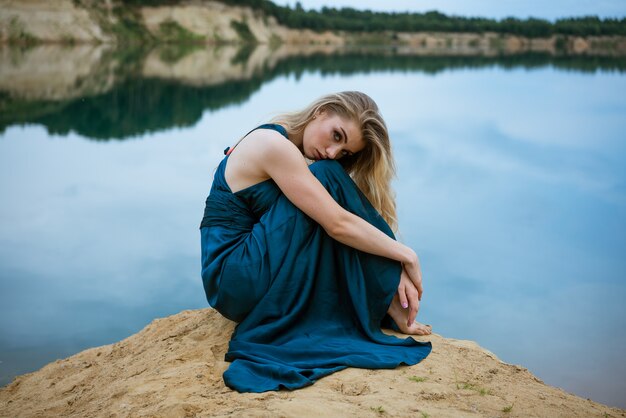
[0,43,625,408]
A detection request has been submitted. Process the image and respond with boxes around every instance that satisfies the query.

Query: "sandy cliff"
[0,0,113,43]
[0,0,342,45]
[1,0,624,56]
[1,308,623,418]
[139,1,343,45]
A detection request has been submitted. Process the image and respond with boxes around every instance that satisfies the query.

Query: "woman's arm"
[258,132,424,300]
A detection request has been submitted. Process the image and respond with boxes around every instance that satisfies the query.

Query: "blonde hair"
[271,91,398,231]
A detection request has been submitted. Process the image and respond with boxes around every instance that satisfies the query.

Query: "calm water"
[0,45,625,408]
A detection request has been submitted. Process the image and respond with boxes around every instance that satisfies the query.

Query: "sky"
[274,0,626,21]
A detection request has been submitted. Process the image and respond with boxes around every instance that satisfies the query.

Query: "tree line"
[121,0,626,37]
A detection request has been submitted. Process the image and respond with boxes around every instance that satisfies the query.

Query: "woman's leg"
[309,160,431,336]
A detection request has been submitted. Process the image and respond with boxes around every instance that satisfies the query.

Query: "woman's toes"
[411,322,432,335]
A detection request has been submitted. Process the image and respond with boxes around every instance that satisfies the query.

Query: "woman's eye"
[333,131,341,142]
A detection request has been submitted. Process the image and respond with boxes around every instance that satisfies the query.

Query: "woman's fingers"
[416,279,423,301]
[398,268,420,327]
[404,262,423,301]
[397,282,408,309]
[405,284,420,327]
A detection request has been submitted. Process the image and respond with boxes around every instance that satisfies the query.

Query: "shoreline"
[1,308,624,417]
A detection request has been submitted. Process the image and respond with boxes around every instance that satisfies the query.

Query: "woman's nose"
[326,145,340,159]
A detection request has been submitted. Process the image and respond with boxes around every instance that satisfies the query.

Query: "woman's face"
[301,111,365,161]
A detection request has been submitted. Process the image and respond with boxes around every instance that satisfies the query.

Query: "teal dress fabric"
[200,124,431,392]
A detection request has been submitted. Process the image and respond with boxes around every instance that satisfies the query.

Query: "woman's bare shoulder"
[243,127,301,160]
[226,127,303,187]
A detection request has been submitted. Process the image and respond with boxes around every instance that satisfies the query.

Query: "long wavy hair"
[271,91,398,231]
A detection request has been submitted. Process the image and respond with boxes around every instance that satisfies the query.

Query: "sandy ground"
[1,308,624,418]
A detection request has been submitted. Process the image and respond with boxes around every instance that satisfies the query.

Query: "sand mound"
[0,309,623,417]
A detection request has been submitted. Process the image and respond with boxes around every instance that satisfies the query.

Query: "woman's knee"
[309,160,351,186]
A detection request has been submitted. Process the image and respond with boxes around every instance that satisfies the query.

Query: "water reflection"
[0,43,625,409]
[1,44,625,140]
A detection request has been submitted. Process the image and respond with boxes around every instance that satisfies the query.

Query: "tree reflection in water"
[1,43,625,140]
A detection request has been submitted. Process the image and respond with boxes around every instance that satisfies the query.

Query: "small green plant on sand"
[502,404,513,412]
[421,412,430,418]
[370,405,385,414]
[408,376,428,383]
[459,382,491,395]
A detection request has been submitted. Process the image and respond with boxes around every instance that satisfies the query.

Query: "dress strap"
[223,124,289,155]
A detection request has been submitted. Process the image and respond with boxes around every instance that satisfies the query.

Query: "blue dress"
[200,124,431,392]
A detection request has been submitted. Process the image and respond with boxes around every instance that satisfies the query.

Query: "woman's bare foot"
[387,293,432,335]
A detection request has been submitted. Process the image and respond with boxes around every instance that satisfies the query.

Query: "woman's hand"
[401,251,423,302]
[396,266,421,327]
[389,264,432,335]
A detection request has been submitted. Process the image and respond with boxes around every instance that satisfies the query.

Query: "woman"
[200,91,432,392]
